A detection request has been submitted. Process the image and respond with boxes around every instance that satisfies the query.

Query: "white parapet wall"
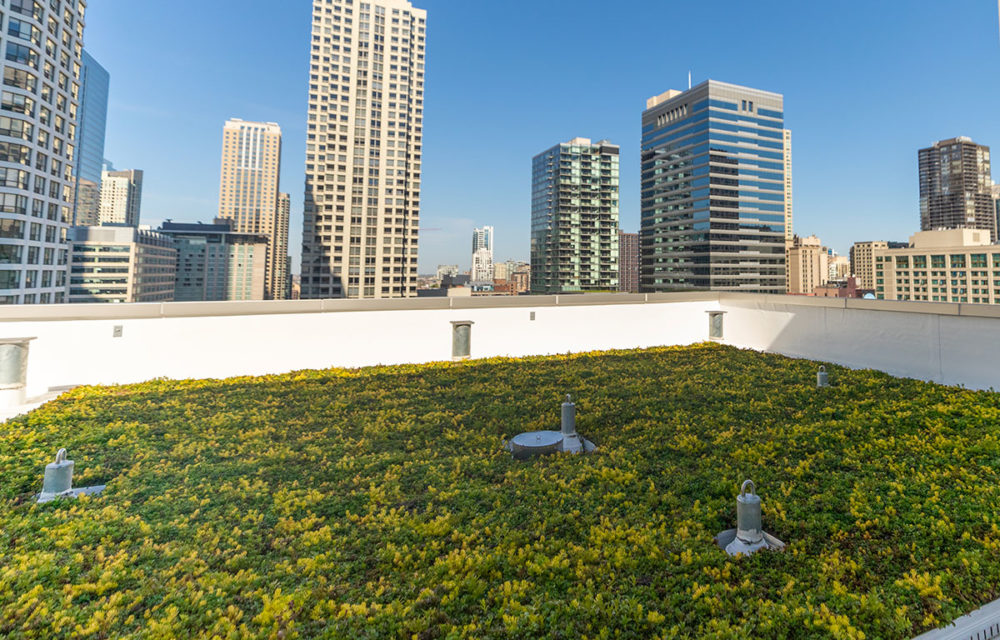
[0,293,718,398]
[720,294,1000,391]
[4,292,1000,401]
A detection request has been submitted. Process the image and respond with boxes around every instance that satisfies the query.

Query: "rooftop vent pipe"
[506,395,596,459]
[817,366,830,388]
[715,480,785,557]
[37,449,106,504]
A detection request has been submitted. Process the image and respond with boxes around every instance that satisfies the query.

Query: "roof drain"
[506,395,596,460]
[715,480,786,557]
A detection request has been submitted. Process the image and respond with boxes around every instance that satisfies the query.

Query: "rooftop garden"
[3,343,1000,639]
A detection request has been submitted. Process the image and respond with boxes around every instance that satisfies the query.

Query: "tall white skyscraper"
[0,0,87,304]
[301,0,428,300]
[471,225,494,282]
[99,169,143,226]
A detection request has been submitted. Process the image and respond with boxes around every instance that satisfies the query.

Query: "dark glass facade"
[640,81,787,293]
[73,50,109,227]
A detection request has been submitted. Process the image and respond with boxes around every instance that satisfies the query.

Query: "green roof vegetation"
[3,343,1000,639]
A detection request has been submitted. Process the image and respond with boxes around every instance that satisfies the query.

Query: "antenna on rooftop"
[688,71,692,90]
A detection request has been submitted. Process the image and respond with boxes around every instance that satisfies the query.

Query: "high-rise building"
[783,129,793,246]
[919,137,995,239]
[159,221,269,302]
[217,119,288,300]
[992,183,1000,234]
[785,235,829,294]
[301,0,427,300]
[68,226,176,304]
[874,229,996,303]
[531,137,620,294]
[0,0,87,305]
[850,240,907,290]
[72,51,109,227]
[619,231,639,293]
[99,169,143,226]
[471,226,494,282]
[640,81,787,293]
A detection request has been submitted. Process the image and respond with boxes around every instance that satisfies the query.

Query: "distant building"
[919,137,995,240]
[619,231,639,293]
[159,221,269,301]
[471,226,494,282]
[532,137,620,293]
[218,119,288,300]
[493,262,509,281]
[828,255,851,282]
[437,265,459,281]
[73,51,110,227]
[99,169,144,226]
[993,183,1000,234]
[813,277,873,299]
[783,130,794,246]
[850,241,907,290]
[641,81,787,293]
[786,235,829,294]
[875,229,996,303]
[69,226,176,303]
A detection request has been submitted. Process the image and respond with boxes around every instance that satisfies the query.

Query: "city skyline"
[84,0,1000,274]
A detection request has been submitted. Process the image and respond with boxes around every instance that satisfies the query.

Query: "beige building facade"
[69,226,176,303]
[874,229,1000,303]
[218,119,288,300]
[785,235,829,294]
[301,0,427,300]
[851,241,892,290]
[783,129,793,245]
[99,169,144,226]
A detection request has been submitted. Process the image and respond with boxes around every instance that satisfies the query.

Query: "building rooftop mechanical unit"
[37,449,106,504]
[507,395,597,460]
[715,480,786,557]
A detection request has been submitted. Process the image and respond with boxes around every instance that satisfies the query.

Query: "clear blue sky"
[85,0,1000,273]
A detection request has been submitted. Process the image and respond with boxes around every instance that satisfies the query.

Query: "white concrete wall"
[720,297,1000,391]
[5,299,716,397]
[7,293,1000,400]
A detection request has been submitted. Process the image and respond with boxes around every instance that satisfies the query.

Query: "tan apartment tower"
[99,169,144,226]
[786,235,828,294]
[301,0,427,299]
[218,119,288,300]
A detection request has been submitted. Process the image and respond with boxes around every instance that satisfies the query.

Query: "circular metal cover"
[511,431,562,448]
[509,431,563,459]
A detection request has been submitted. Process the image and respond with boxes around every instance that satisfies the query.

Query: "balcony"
[3,293,1000,638]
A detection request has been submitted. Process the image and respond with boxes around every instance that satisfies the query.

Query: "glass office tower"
[531,137,620,294]
[640,80,787,293]
[72,50,109,226]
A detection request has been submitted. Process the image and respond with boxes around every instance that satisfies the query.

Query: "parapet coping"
[910,595,1000,639]
[1,291,1000,322]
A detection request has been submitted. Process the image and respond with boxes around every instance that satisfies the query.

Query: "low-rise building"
[69,225,176,303]
[875,229,998,303]
[851,240,908,289]
[813,276,874,298]
[159,221,269,302]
